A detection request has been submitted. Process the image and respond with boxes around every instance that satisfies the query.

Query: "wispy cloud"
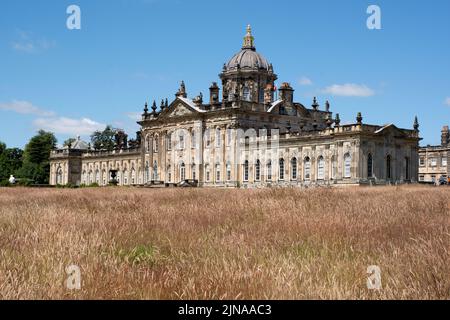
[322,83,375,97]
[126,112,142,121]
[11,30,55,53]
[445,97,450,106]
[33,117,105,135]
[0,100,55,116]
[298,77,313,86]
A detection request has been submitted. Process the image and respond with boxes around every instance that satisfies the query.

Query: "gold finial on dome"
[243,24,255,49]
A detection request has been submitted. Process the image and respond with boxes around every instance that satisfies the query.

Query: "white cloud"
[0,100,55,116]
[126,112,142,121]
[322,84,375,97]
[298,77,313,86]
[11,30,55,53]
[33,117,105,135]
[445,97,450,106]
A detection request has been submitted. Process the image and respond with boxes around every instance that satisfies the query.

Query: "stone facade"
[418,126,450,183]
[50,26,420,187]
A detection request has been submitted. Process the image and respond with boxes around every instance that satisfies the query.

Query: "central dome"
[224,25,271,72]
[226,48,270,71]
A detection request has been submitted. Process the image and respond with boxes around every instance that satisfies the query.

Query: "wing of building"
[50,26,421,188]
[418,126,449,183]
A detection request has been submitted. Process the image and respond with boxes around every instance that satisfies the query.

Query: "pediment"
[159,97,204,119]
[375,124,408,138]
[167,103,195,118]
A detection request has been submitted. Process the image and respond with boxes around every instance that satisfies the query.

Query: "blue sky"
[1,0,449,148]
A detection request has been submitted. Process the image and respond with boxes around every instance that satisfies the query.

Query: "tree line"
[0,126,121,185]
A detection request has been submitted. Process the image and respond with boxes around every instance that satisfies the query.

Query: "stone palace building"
[418,126,450,183]
[50,26,421,188]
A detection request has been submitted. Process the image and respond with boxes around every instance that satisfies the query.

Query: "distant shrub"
[0,180,10,187]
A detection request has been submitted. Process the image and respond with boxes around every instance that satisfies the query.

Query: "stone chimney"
[209,82,220,105]
[441,126,449,146]
[278,82,294,104]
[264,83,274,105]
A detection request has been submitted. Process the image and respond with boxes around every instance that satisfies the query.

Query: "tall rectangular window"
[179,135,185,150]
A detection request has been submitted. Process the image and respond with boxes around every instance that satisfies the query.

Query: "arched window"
[243,87,250,101]
[331,156,336,180]
[56,166,63,185]
[167,165,172,182]
[146,136,151,153]
[192,164,196,180]
[267,161,272,181]
[166,133,172,150]
[279,158,285,180]
[386,155,392,180]
[405,157,410,180]
[244,160,249,181]
[103,170,107,186]
[317,156,325,180]
[82,170,86,185]
[344,153,352,178]
[145,161,150,183]
[131,169,136,185]
[368,154,373,178]
[291,158,297,180]
[153,161,158,181]
[226,162,232,181]
[304,157,311,180]
[255,160,261,181]
[89,171,94,185]
[123,170,128,185]
[215,164,221,182]
[205,164,210,182]
[180,162,186,181]
[215,128,221,147]
[153,136,159,153]
[191,131,196,149]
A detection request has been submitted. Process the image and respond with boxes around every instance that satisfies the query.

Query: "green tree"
[16,130,57,184]
[91,125,117,151]
[0,141,6,155]
[0,147,24,180]
[63,138,76,148]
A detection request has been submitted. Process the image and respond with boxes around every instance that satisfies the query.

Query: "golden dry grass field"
[0,185,449,300]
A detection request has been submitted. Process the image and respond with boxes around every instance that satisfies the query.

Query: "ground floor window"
[304,157,311,180]
[291,158,297,180]
[267,161,272,181]
[344,153,352,178]
[255,160,261,181]
[244,161,249,181]
[317,156,325,180]
[279,159,285,181]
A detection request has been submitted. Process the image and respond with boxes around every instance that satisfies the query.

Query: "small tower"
[175,81,187,98]
[243,24,255,49]
[279,82,294,104]
[160,99,166,111]
[209,82,220,105]
[325,100,330,112]
[441,125,449,146]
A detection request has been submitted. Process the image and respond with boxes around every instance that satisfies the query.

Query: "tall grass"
[0,185,448,299]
